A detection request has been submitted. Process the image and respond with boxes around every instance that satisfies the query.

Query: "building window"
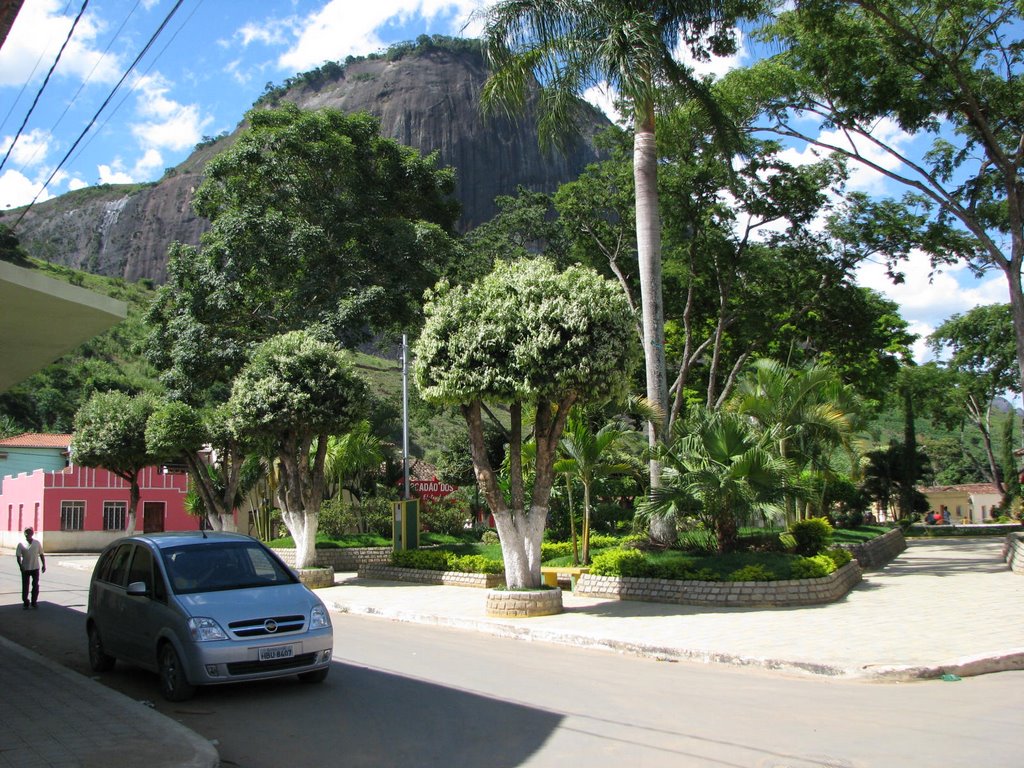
[103,501,127,531]
[61,501,85,531]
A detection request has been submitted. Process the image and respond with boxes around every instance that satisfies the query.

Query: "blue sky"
[0,0,1007,361]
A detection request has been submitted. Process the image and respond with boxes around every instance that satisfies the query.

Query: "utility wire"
[0,0,91,173]
[0,0,74,135]
[12,0,186,229]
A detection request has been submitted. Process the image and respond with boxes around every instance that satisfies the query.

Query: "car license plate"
[258,644,294,662]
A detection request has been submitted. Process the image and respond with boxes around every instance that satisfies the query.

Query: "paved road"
[1,541,1022,767]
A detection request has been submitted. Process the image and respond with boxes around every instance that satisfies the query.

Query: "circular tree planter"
[486,587,563,618]
[297,566,335,590]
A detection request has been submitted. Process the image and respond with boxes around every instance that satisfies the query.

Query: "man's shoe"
[30,603,37,609]
[22,604,29,610]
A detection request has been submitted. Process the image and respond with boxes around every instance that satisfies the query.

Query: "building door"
[143,502,165,533]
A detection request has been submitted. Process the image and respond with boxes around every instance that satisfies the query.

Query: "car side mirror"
[126,581,149,597]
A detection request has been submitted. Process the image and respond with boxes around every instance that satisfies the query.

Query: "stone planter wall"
[575,561,862,608]
[486,588,563,618]
[297,566,335,589]
[273,546,392,571]
[1003,532,1024,575]
[846,528,906,570]
[358,564,505,589]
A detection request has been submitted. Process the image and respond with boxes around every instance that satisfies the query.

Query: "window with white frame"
[61,501,85,531]
[103,501,127,531]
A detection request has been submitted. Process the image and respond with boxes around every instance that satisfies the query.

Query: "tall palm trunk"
[635,110,672,545]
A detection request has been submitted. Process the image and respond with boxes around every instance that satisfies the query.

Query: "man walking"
[16,527,45,609]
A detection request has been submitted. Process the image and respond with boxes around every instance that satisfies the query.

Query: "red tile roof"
[919,483,1001,495]
[0,433,72,449]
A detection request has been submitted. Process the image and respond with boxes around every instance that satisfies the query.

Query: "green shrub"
[420,496,471,536]
[541,541,574,561]
[778,532,797,553]
[789,517,833,556]
[590,549,653,577]
[588,533,620,550]
[823,547,853,568]
[727,564,778,582]
[790,554,836,579]
[392,549,450,571]
[618,534,648,549]
[449,554,504,574]
[481,530,499,545]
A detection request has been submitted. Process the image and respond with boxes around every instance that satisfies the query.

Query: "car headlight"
[188,617,228,642]
[310,604,331,630]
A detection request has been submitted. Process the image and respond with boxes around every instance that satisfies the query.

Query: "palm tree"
[322,421,387,534]
[555,412,639,564]
[642,407,792,554]
[479,0,749,543]
[733,358,860,523]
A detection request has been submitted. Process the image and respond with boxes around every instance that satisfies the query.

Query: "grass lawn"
[830,525,893,544]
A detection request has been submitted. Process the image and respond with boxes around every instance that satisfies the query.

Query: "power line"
[11,0,187,229]
[0,0,91,173]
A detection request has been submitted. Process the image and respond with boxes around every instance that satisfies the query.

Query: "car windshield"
[161,541,297,595]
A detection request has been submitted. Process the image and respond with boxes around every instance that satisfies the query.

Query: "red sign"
[410,477,457,500]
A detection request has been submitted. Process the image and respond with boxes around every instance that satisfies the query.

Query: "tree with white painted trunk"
[227,331,368,569]
[414,259,637,588]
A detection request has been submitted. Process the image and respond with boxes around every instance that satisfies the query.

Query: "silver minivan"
[86,531,333,701]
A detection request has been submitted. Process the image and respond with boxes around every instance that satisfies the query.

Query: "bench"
[540,566,590,590]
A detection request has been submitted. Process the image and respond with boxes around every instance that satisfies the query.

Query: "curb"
[325,598,1024,682]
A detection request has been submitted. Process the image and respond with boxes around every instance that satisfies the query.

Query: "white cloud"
[856,249,1008,361]
[582,83,625,126]
[67,177,88,192]
[1,129,53,169]
[0,0,121,87]
[278,1,485,71]
[676,27,750,80]
[0,169,54,209]
[97,162,134,185]
[128,75,210,155]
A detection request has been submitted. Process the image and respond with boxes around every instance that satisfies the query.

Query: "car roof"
[109,532,260,550]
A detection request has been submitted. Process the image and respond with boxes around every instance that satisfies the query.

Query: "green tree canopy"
[71,391,160,535]
[147,103,460,403]
[414,258,638,587]
[227,330,369,568]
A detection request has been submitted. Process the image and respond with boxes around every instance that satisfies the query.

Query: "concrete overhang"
[0,261,127,392]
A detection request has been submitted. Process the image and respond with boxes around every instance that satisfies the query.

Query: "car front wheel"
[87,624,115,672]
[159,643,196,701]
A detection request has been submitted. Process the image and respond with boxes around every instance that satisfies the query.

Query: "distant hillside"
[6,36,609,284]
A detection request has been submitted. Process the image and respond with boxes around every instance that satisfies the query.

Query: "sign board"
[410,477,457,501]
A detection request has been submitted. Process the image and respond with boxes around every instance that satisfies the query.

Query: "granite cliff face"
[9,44,608,283]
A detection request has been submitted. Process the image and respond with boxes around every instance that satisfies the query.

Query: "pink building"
[1,447,192,552]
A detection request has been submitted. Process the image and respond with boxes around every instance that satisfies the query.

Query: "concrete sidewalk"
[0,634,218,768]
[318,536,1024,681]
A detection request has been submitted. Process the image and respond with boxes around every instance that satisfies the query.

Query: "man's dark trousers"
[21,568,39,607]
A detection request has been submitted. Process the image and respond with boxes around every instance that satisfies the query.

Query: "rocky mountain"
[7,38,609,284]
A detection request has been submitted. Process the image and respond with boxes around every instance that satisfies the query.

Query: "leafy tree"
[644,407,792,554]
[147,103,460,403]
[928,304,1020,493]
[227,331,369,568]
[860,441,932,520]
[414,259,638,588]
[479,0,755,518]
[71,392,160,535]
[751,0,1024,390]
[733,359,861,523]
[145,401,248,532]
[323,421,389,504]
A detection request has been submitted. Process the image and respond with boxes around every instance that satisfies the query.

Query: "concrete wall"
[575,561,863,608]
[272,546,392,571]
[846,528,906,570]
[1003,532,1024,575]
[358,564,504,589]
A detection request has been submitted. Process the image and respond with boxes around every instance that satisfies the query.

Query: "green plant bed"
[829,525,892,544]
[267,533,391,549]
[590,548,850,581]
